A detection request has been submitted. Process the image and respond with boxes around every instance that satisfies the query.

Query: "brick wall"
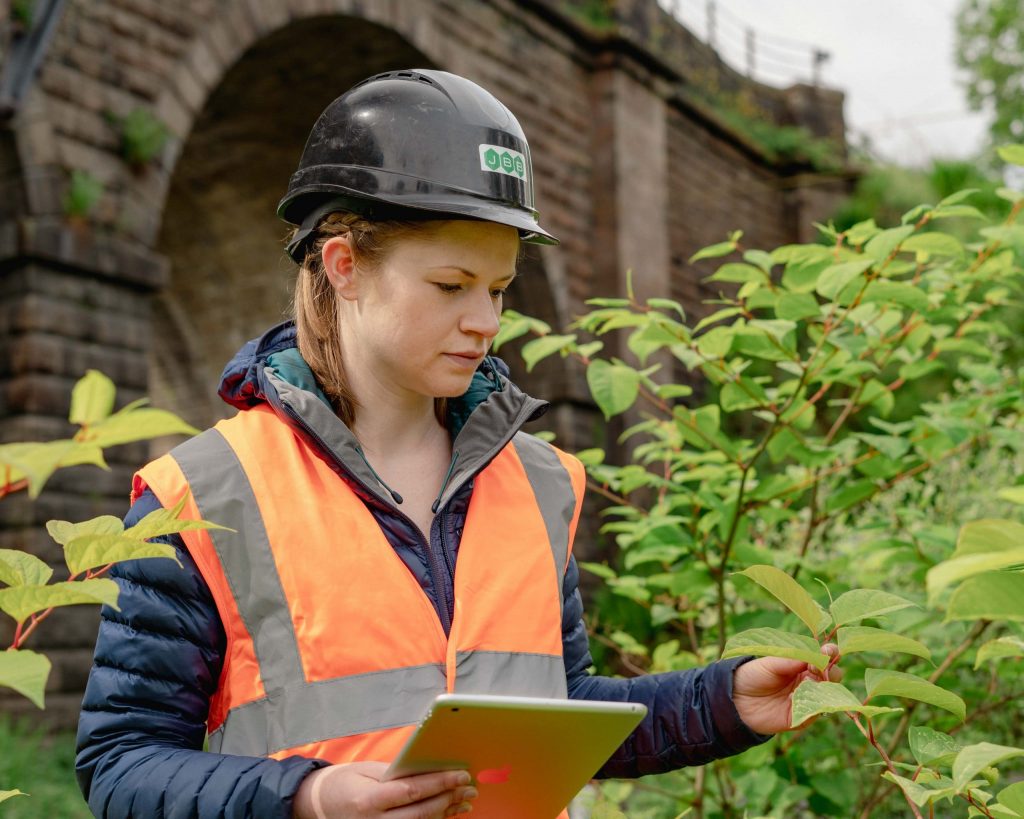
[0,0,853,724]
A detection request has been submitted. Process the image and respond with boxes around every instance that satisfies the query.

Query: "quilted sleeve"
[560,555,770,778]
[75,489,327,819]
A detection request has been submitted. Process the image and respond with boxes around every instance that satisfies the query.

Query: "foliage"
[110,108,170,169]
[956,0,1024,145]
[61,170,103,219]
[833,159,1007,237]
[0,718,89,817]
[0,370,222,800]
[502,147,1024,816]
[11,0,35,30]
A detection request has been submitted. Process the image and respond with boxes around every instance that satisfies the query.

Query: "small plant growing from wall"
[109,108,170,170]
[11,0,35,33]
[62,170,103,221]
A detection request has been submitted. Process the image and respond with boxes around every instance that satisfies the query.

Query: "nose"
[460,289,501,340]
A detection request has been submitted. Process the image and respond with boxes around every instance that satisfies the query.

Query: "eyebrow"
[429,266,517,282]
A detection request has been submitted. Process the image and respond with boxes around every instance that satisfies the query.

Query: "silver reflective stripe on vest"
[208,663,447,755]
[172,430,304,694]
[511,433,578,610]
[455,651,567,698]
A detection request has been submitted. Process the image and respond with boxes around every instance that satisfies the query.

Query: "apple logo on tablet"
[477,765,512,784]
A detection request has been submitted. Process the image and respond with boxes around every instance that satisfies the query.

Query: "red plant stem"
[849,713,924,819]
[0,476,29,499]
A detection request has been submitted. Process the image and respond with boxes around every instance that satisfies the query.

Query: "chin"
[425,376,476,399]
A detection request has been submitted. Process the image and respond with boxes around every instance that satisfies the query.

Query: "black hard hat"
[278,69,558,263]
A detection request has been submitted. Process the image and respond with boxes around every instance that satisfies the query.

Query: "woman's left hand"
[731,643,842,735]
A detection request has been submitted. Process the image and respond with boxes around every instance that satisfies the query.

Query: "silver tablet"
[383,694,647,818]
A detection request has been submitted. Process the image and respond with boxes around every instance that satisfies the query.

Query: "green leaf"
[946,572,1024,622]
[83,408,200,449]
[899,359,945,382]
[696,326,735,358]
[830,589,917,627]
[861,280,929,312]
[0,791,27,803]
[997,145,1024,166]
[0,649,51,709]
[0,549,53,588]
[909,726,964,767]
[837,626,931,661]
[864,225,915,262]
[64,534,182,575]
[125,500,232,542]
[0,440,107,499]
[520,334,576,372]
[998,781,1024,814]
[824,479,876,514]
[722,628,829,669]
[859,379,894,417]
[998,487,1024,505]
[854,433,910,460]
[734,565,830,636]
[815,259,873,300]
[656,384,693,400]
[586,360,641,420]
[880,771,955,807]
[974,637,1024,669]
[578,561,616,580]
[775,292,820,321]
[0,578,120,623]
[69,369,116,425]
[927,549,1024,598]
[689,240,737,263]
[692,308,742,335]
[864,669,966,721]
[720,378,769,412]
[931,204,987,220]
[489,315,532,350]
[707,263,765,284]
[845,218,881,246]
[953,743,1024,792]
[955,519,1024,557]
[790,680,901,727]
[902,233,965,260]
[46,515,124,547]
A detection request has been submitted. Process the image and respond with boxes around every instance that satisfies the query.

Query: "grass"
[0,717,90,818]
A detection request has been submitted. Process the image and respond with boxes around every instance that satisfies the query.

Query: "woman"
[76,69,836,819]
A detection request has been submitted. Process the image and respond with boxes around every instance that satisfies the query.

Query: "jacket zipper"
[280,402,455,635]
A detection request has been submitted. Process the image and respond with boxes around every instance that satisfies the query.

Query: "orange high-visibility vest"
[134,404,586,769]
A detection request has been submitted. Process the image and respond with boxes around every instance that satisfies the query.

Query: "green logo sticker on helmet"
[479,144,526,180]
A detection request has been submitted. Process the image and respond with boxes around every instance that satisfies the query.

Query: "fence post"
[706,0,717,50]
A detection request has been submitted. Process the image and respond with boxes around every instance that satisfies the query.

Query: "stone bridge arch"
[0,0,851,723]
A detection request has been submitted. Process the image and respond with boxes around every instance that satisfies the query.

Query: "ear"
[321,235,359,301]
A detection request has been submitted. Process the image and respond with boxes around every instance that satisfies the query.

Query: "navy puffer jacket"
[75,322,768,818]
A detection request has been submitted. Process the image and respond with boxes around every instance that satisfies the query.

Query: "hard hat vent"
[352,70,438,91]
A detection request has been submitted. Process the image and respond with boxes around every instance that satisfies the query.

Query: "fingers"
[820,642,844,682]
[374,770,473,812]
[388,784,478,819]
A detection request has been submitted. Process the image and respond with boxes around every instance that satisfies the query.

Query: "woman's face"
[336,219,520,402]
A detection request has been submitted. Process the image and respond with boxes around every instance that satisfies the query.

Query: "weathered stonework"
[0,0,853,725]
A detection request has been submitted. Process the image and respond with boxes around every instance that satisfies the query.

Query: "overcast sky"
[665,0,991,167]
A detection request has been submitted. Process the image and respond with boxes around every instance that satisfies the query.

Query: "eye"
[490,288,507,299]
[435,283,463,294]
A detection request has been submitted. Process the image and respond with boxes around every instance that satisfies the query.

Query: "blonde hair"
[290,211,449,428]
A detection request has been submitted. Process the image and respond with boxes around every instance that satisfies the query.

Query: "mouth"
[443,352,485,369]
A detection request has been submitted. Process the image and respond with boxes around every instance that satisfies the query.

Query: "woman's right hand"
[293,762,477,818]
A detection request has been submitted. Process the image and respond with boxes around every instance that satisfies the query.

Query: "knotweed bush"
[502,147,1024,817]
